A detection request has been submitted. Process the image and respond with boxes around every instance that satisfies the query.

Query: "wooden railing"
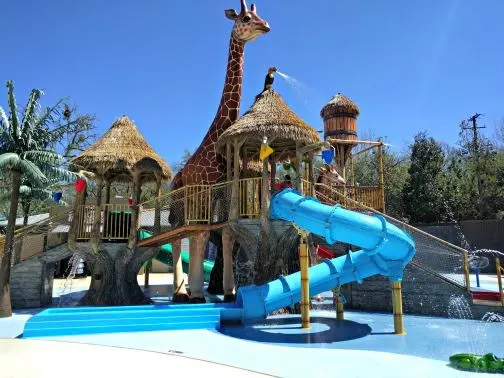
[75,204,133,241]
[73,177,385,242]
[239,177,261,217]
[185,185,211,224]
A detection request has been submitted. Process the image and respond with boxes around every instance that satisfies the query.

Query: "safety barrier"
[312,182,469,290]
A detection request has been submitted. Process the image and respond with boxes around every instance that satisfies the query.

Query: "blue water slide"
[235,189,415,322]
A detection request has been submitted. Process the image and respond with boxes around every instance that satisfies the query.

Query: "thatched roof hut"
[71,116,172,183]
[320,93,360,119]
[218,90,320,160]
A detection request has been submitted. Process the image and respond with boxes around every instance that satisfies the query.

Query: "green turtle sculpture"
[449,353,504,373]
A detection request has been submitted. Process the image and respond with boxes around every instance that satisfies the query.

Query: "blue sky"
[1,0,503,165]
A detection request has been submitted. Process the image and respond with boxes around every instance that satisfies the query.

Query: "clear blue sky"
[2,0,503,165]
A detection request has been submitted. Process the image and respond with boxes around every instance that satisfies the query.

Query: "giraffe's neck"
[210,36,245,136]
[172,37,245,189]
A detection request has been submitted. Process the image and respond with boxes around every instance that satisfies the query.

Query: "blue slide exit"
[236,189,416,322]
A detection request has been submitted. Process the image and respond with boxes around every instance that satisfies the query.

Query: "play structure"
[23,188,414,337]
[11,0,503,341]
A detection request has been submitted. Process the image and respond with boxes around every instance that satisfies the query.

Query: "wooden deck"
[137,223,227,247]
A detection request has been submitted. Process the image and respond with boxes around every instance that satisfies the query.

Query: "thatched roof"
[71,116,172,183]
[218,90,320,160]
[320,93,360,119]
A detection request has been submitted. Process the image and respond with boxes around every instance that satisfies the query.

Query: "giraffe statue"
[170,0,270,303]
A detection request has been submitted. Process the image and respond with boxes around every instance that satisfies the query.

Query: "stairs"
[23,303,238,338]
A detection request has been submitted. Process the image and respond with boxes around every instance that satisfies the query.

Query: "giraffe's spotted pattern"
[173,3,269,189]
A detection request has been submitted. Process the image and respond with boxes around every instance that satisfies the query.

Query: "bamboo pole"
[128,171,141,249]
[463,251,471,291]
[377,143,386,213]
[270,156,276,192]
[391,281,405,335]
[226,141,232,181]
[230,139,242,221]
[308,153,315,196]
[299,233,310,329]
[333,286,344,320]
[91,177,104,248]
[496,258,503,307]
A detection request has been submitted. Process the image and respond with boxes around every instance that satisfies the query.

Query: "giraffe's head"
[225,0,270,42]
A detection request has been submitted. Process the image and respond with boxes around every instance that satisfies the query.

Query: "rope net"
[312,181,468,289]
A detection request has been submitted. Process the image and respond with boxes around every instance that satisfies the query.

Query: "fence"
[138,181,233,238]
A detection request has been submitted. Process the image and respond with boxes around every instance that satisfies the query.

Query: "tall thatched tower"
[320,93,360,177]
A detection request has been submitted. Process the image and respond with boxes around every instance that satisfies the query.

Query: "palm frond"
[21,89,43,141]
[0,107,14,147]
[34,98,65,131]
[19,159,47,187]
[43,165,78,182]
[23,150,63,165]
[0,152,21,171]
[6,80,20,139]
[19,185,33,196]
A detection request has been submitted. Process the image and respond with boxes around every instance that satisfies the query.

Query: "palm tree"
[0,80,74,317]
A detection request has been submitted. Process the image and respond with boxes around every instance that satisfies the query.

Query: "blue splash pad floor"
[1,308,502,377]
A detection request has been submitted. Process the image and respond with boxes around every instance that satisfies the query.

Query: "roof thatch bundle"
[320,93,360,120]
[71,116,172,183]
[218,90,320,160]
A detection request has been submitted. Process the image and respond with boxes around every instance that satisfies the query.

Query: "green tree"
[402,132,447,223]
[171,149,193,176]
[352,142,409,218]
[0,80,77,317]
[457,120,500,218]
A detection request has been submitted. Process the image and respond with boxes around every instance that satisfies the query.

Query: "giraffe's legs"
[171,239,190,303]
[189,231,209,303]
[222,226,236,302]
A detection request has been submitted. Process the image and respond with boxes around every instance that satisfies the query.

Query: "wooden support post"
[104,179,111,204]
[377,142,386,213]
[496,258,503,307]
[308,152,315,196]
[391,281,405,335]
[144,259,151,288]
[261,157,271,223]
[146,178,162,289]
[270,156,276,192]
[68,178,87,250]
[222,226,235,301]
[91,177,104,248]
[333,286,344,320]
[350,156,356,200]
[230,139,242,221]
[226,141,232,181]
[188,232,209,301]
[172,239,189,301]
[295,147,302,190]
[299,233,310,329]
[463,251,471,291]
[128,171,141,249]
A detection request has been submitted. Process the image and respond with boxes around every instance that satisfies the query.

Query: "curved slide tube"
[138,230,214,282]
[235,189,416,322]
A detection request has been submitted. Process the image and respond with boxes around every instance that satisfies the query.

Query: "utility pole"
[462,113,485,214]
